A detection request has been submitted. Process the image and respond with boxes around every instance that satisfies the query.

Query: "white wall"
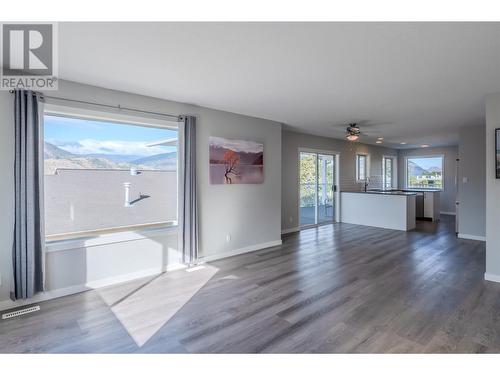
[281,130,397,232]
[0,80,282,305]
[457,125,486,239]
[397,146,458,214]
[485,93,500,281]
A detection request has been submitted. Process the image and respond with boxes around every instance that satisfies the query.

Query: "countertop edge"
[341,191,418,196]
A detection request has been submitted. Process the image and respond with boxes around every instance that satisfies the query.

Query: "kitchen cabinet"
[341,191,416,231]
[411,190,440,221]
[423,191,440,221]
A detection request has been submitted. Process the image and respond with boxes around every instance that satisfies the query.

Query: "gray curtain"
[12,90,45,300]
[181,116,199,264]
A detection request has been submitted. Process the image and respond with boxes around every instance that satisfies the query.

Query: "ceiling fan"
[332,120,390,142]
[346,123,361,141]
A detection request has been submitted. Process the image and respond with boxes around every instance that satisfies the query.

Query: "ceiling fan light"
[346,134,359,141]
[345,123,360,141]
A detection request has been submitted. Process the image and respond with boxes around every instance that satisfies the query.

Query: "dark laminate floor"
[1,215,497,353]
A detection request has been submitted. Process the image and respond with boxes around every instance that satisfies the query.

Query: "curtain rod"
[9,89,182,121]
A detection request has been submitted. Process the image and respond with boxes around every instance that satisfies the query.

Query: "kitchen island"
[340,191,417,231]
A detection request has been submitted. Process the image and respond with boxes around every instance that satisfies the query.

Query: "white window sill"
[45,224,179,253]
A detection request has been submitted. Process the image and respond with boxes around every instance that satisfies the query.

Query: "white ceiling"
[58,22,500,148]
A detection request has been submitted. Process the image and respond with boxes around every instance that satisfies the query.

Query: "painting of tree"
[223,150,240,184]
[209,136,264,184]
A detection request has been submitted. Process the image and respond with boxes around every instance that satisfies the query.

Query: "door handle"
[333,185,337,192]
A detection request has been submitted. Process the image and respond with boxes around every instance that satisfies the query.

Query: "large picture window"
[43,108,179,240]
[405,156,443,189]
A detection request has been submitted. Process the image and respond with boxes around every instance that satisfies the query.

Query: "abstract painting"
[209,136,264,184]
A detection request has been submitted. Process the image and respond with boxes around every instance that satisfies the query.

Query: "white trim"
[382,155,398,189]
[298,147,342,155]
[42,103,183,254]
[356,152,370,182]
[200,240,283,263]
[46,225,178,253]
[0,262,186,312]
[44,102,179,129]
[458,233,486,241]
[281,227,300,234]
[85,263,186,289]
[297,148,340,227]
[484,273,500,283]
[440,211,456,216]
[0,284,89,312]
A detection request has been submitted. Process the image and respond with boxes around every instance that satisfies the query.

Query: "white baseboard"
[485,273,500,283]
[85,263,186,289]
[458,233,486,242]
[0,284,89,312]
[200,240,283,263]
[440,211,456,216]
[0,262,186,312]
[281,227,299,234]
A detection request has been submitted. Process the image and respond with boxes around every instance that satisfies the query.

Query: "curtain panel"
[12,90,45,300]
[180,116,199,264]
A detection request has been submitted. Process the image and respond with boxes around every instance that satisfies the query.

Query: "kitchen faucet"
[364,177,370,192]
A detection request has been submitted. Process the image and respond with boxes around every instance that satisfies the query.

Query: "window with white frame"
[383,156,396,189]
[356,153,369,181]
[405,155,444,190]
[43,107,180,240]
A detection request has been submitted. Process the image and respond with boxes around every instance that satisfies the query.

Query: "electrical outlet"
[226,234,231,243]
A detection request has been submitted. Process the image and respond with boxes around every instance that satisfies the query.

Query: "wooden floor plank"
[0,215,498,353]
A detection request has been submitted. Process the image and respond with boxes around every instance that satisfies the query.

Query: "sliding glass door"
[318,154,335,224]
[299,151,336,227]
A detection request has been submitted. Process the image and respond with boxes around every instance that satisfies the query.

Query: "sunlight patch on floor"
[96,264,219,347]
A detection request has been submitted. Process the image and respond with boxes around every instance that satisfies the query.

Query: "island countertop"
[340,191,416,231]
[340,190,417,196]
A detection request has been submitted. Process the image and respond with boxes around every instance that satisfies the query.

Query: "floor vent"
[2,305,40,320]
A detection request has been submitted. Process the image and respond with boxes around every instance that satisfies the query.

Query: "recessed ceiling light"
[400,142,406,145]
[377,137,384,140]
[376,140,383,144]
[421,144,430,148]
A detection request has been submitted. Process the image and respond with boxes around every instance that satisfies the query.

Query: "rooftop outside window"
[43,112,179,240]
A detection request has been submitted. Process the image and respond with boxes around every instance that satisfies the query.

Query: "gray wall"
[0,91,14,301]
[281,130,397,231]
[0,80,282,304]
[457,125,486,239]
[397,146,458,214]
[485,93,500,279]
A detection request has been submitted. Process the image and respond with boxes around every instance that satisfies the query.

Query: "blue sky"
[409,156,442,170]
[44,115,177,156]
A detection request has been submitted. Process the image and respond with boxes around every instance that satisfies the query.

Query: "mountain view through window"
[406,156,443,189]
[43,114,179,239]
